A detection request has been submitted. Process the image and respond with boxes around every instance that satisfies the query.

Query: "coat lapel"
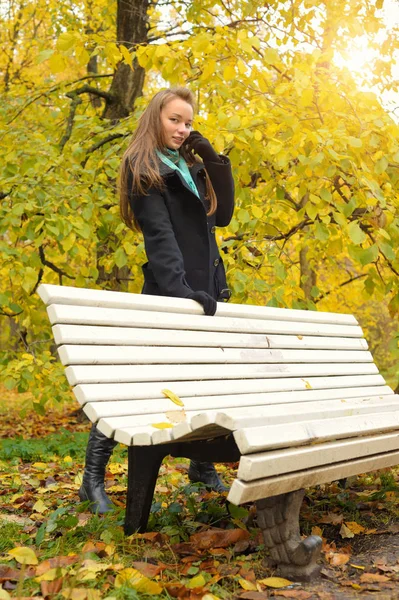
[160,159,206,202]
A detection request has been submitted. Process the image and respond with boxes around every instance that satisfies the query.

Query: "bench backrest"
[38,283,393,445]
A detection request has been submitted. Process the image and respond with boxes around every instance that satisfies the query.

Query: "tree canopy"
[1,0,399,407]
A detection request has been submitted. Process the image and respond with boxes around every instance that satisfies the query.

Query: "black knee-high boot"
[188,460,229,493]
[78,425,118,513]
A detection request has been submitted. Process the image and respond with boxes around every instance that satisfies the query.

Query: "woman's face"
[160,98,193,150]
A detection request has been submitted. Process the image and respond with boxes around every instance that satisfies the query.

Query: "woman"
[79,87,235,513]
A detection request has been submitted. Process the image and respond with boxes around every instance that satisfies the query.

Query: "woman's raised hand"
[184,131,220,163]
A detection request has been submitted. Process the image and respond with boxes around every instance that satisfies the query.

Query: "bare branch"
[66,85,114,102]
[224,218,311,243]
[59,94,82,151]
[7,74,113,125]
[59,86,115,150]
[39,246,74,280]
[314,274,367,303]
[81,133,128,167]
[30,267,44,296]
[361,225,399,277]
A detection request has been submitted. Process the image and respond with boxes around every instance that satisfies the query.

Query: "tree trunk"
[103,0,149,120]
[97,0,149,289]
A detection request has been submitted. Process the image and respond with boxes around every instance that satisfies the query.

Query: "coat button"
[210,226,216,233]
[213,258,220,267]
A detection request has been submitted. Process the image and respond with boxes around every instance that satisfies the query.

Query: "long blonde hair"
[119,87,217,230]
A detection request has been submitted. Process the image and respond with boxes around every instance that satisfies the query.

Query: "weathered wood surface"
[58,346,371,365]
[229,450,399,505]
[84,386,392,421]
[38,283,358,324]
[37,283,399,510]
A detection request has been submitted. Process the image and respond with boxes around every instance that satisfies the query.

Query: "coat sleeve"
[203,155,235,227]
[129,187,194,298]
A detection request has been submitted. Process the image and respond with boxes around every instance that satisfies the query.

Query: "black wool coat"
[129,156,235,301]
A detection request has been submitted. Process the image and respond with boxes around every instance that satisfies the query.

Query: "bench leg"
[256,489,322,581]
[124,445,168,535]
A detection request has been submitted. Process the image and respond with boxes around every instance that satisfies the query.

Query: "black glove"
[184,131,220,163]
[187,291,217,316]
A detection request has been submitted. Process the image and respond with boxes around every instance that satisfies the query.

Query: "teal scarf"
[157,149,200,198]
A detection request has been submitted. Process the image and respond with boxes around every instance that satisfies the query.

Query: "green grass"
[0,429,129,463]
[0,429,88,462]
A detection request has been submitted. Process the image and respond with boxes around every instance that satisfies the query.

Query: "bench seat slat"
[58,346,372,366]
[48,304,362,338]
[237,432,399,481]
[98,395,398,446]
[228,450,399,505]
[234,410,399,454]
[110,422,230,446]
[189,395,399,434]
[83,385,394,421]
[65,362,378,385]
[74,374,386,404]
[52,325,368,350]
[38,284,358,325]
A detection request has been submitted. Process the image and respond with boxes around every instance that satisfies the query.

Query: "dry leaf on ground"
[40,578,63,598]
[190,528,250,550]
[273,592,313,599]
[257,577,293,588]
[239,592,269,600]
[360,572,390,583]
[325,552,350,567]
[319,513,344,525]
[132,561,163,578]
[345,521,366,535]
[36,555,79,575]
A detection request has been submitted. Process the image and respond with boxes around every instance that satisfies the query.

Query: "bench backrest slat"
[74,374,386,405]
[87,396,398,434]
[83,385,394,421]
[65,362,378,386]
[47,304,362,338]
[38,284,358,325]
[196,395,399,431]
[101,394,399,439]
[52,325,368,350]
[102,393,399,446]
[58,346,371,366]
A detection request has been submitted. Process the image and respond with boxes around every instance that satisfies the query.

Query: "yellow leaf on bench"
[162,389,185,406]
[301,379,312,389]
[152,423,173,429]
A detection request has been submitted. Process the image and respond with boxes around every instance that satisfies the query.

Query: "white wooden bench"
[38,283,399,580]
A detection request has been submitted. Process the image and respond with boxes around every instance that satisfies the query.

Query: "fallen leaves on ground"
[2,388,399,599]
[190,527,250,550]
[359,572,390,583]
